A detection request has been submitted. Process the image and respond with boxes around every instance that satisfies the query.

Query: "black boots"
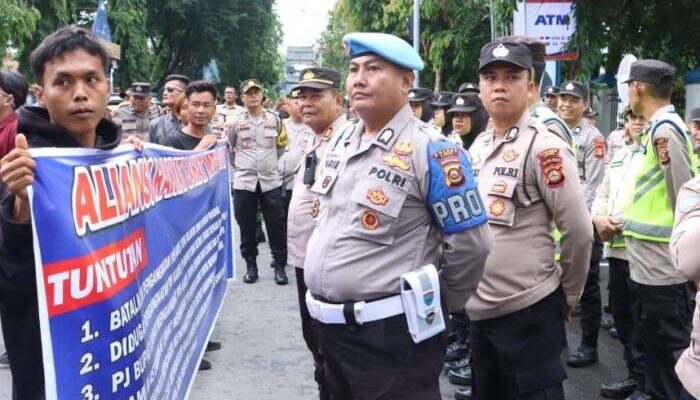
[272,260,288,285]
[243,258,258,283]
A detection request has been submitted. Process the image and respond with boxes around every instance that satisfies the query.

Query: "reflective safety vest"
[624,113,697,243]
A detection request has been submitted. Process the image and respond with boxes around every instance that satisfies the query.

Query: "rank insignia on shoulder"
[361,210,379,230]
[367,188,390,206]
[393,140,415,156]
[433,147,465,187]
[382,154,411,171]
[489,199,506,216]
[537,148,565,188]
[654,137,670,165]
[593,136,605,159]
[503,149,519,162]
[310,199,320,218]
[377,128,395,145]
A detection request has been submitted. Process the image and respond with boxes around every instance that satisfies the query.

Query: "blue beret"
[342,32,424,71]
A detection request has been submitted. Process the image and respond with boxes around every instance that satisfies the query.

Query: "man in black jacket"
[0,26,141,399]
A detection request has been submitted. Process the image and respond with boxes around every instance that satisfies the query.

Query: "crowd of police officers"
[1,25,700,400]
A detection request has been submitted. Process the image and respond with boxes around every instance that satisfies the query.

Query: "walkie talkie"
[303,150,318,185]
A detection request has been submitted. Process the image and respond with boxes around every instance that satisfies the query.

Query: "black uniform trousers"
[280,188,293,222]
[294,268,327,396]
[0,294,45,400]
[317,311,446,400]
[608,257,645,385]
[631,281,692,400]
[470,287,568,400]
[233,183,286,263]
[579,237,603,348]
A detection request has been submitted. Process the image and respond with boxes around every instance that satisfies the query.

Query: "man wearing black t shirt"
[163,80,218,151]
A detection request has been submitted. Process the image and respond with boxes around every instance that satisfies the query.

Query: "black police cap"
[559,81,589,100]
[545,85,560,96]
[447,94,481,114]
[690,107,700,122]
[292,67,341,91]
[165,74,190,85]
[624,59,676,84]
[458,82,479,94]
[430,91,456,107]
[130,82,151,97]
[408,87,433,103]
[498,36,546,62]
[479,42,533,72]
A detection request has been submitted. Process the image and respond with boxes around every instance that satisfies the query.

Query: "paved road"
[1,235,627,400]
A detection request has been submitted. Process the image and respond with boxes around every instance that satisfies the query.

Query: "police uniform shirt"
[227,109,285,192]
[626,104,694,286]
[606,128,628,164]
[529,100,573,147]
[592,135,638,261]
[287,114,347,269]
[216,103,244,124]
[670,176,700,398]
[303,104,492,311]
[466,112,592,320]
[571,119,606,212]
[112,104,158,141]
[148,113,182,144]
[279,119,314,190]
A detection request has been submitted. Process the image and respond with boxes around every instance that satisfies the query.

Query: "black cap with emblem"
[130,82,151,97]
[458,82,480,94]
[623,59,676,84]
[447,94,480,114]
[478,42,533,72]
[689,107,700,122]
[545,85,560,96]
[292,67,341,91]
[430,91,455,107]
[408,87,433,103]
[559,81,589,100]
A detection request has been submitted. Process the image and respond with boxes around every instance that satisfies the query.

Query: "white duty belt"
[305,291,404,325]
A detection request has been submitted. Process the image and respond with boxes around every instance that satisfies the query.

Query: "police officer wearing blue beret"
[302,32,491,400]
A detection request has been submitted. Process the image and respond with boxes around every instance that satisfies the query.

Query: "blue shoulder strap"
[427,140,488,234]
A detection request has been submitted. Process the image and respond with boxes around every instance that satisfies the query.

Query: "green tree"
[0,0,41,63]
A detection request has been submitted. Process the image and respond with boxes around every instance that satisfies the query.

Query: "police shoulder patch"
[427,140,487,234]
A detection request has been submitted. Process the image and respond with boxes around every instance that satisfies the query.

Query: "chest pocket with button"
[262,127,278,148]
[345,169,411,245]
[484,172,519,227]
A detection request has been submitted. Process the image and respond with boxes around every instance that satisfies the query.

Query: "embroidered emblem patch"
[593,136,606,159]
[310,199,320,218]
[489,199,506,216]
[503,149,519,162]
[382,154,411,171]
[432,147,465,187]
[537,148,565,188]
[322,126,333,140]
[322,175,332,189]
[393,140,415,156]
[367,188,390,206]
[654,137,670,165]
[492,180,507,194]
[361,210,379,230]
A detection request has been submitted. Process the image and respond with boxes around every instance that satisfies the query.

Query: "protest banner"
[27,142,234,400]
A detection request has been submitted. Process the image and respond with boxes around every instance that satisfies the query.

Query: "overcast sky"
[275,0,337,50]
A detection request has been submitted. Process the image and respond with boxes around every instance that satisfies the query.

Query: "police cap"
[292,67,341,91]
[447,94,480,114]
[689,107,700,122]
[342,32,424,71]
[545,85,560,96]
[498,36,546,62]
[164,74,190,86]
[624,59,676,84]
[559,81,589,100]
[241,79,262,94]
[130,82,151,97]
[458,82,480,94]
[430,91,455,107]
[478,42,533,72]
[408,87,433,103]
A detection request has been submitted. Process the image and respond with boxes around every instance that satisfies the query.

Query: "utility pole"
[413,0,420,87]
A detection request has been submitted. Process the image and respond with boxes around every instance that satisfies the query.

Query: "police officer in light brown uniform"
[286,67,345,400]
[227,78,289,285]
[466,41,592,400]
[557,80,606,367]
[303,32,491,400]
[112,82,159,141]
[670,177,700,400]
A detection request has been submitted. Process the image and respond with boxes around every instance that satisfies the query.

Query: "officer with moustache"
[467,41,592,400]
[303,32,491,400]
